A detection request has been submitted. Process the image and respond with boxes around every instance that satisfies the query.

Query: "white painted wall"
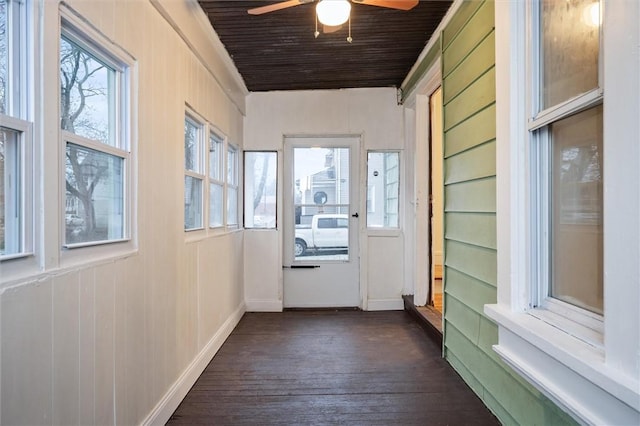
[243,88,406,310]
[0,1,247,424]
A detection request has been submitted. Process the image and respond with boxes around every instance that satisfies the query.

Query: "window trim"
[528,0,604,338]
[1,0,33,262]
[59,5,135,254]
[366,150,401,230]
[0,1,35,266]
[1,116,33,260]
[486,0,640,424]
[225,142,239,228]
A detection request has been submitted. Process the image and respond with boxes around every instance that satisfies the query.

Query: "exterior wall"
[244,88,406,311]
[440,1,575,424]
[0,1,246,425]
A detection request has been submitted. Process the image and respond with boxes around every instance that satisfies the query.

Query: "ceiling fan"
[248,0,419,42]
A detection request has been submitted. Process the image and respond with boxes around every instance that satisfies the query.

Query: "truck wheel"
[294,239,307,256]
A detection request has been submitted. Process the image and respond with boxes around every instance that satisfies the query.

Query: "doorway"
[429,87,444,313]
[283,136,360,308]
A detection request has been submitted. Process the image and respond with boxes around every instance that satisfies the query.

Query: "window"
[530,0,603,322]
[487,1,640,423]
[226,144,238,226]
[60,23,131,247]
[184,115,204,231]
[366,151,399,228]
[244,151,276,229]
[209,131,223,228]
[1,0,31,260]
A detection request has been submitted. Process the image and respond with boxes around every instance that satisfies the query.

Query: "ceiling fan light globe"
[316,0,351,27]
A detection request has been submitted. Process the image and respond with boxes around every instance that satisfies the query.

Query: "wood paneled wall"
[0,1,245,424]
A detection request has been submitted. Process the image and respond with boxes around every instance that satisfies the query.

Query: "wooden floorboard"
[167,310,500,425]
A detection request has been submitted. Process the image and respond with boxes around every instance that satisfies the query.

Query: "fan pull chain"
[314,13,320,38]
[347,15,352,43]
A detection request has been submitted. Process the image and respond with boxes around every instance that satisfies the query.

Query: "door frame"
[411,59,442,308]
[282,134,364,308]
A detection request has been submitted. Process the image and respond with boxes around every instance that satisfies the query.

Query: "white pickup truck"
[295,214,349,256]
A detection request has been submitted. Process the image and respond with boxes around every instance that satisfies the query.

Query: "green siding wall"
[439,1,576,425]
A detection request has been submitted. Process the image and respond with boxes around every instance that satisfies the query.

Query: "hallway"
[167,310,500,425]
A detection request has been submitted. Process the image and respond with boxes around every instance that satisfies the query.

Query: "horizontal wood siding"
[440,1,576,424]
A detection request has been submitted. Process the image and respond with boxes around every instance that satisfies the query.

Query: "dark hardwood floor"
[167,310,500,425]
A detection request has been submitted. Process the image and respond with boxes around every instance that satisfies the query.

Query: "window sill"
[484,303,640,425]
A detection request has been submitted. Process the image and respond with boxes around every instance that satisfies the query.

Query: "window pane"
[65,143,124,244]
[244,152,276,229]
[184,176,203,230]
[184,119,201,172]
[1,127,21,255]
[209,132,222,181]
[227,187,238,226]
[209,183,223,227]
[60,36,116,146]
[367,152,399,228]
[0,0,8,115]
[227,145,237,185]
[549,105,603,314]
[540,0,600,109]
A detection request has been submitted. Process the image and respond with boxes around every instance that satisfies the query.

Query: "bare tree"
[60,38,110,241]
[0,1,8,250]
[253,154,270,210]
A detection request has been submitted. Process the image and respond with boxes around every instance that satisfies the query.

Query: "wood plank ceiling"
[198,1,453,92]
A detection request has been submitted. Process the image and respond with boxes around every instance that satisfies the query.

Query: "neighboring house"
[0,1,637,425]
[299,148,349,223]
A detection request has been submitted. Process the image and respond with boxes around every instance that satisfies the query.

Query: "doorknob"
[351,212,359,218]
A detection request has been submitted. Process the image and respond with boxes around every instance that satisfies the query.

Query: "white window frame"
[243,150,278,230]
[528,0,604,342]
[486,1,640,424]
[366,150,400,230]
[184,111,205,232]
[60,14,132,250]
[226,143,239,228]
[1,0,33,262]
[208,129,224,229]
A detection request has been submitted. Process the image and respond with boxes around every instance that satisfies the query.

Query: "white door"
[283,136,360,308]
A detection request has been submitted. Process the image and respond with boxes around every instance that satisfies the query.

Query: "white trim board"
[367,298,405,311]
[141,302,246,426]
[245,299,283,312]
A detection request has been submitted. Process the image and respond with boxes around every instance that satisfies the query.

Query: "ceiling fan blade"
[248,0,312,15]
[352,0,418,11]
[323,24,343,33]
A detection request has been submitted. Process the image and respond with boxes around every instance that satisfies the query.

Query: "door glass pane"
[540,0,600,109]
[550,105,603,314]
[294,147,349,261]
[245,152,277,229]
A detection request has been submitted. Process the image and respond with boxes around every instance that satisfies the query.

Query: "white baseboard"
[141,302,246,426]
[245,299,283,312]
[367,298,405,311]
